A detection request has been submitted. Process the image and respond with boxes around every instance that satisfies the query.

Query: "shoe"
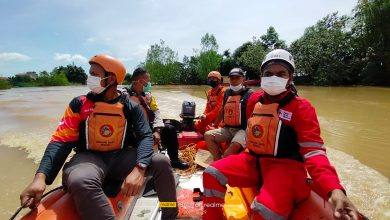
[171,160,190,170]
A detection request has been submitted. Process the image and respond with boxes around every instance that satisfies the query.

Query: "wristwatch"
[136,163,147,170]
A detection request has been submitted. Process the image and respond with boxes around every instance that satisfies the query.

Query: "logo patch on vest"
[227,109,234,116]
[279,109,292,121]
[100,124,114,137]
[252,125,263,138]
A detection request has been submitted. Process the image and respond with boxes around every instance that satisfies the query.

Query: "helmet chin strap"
[286,82,298,95]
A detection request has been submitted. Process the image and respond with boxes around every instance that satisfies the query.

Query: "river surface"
[0,85,389,219]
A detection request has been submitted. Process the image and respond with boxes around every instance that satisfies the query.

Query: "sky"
[0,0,358,76]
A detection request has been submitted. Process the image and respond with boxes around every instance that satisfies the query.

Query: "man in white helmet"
[202,49,359,220]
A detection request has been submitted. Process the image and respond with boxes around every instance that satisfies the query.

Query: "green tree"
[351,0,390,85]
[237,42,267,79]
[51,65,87,84]
[9,74,36,87]
[201,33,219,52]
[47,72,70,86]
[232,42,253,62]
[220,49,237,76]
[196,33,223,83]
[0,78,11,90]
[181,56,199,84]
[196,50,223,83]
[144,40,181,84]
[260,26,287,50]
[37,70,69,86]
[232,38,268,80]
[290,13,356,85]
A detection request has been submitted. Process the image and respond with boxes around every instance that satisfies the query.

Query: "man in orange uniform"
[194,71,225,134]
[20,55,178,220]
[202,49,359,220]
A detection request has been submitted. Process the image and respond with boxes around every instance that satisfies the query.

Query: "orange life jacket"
[246,102,280,155]
[222,88,252,128]
[207,87,224,108]
[85,102,127,152]
[246,93,303,161]
[223,95,242,127]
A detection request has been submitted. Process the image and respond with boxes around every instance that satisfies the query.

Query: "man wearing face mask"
[125,67,189,170]
[202,49,359,220]
[20,55,178,220]
[204,68,253,160]
[194,71,225,134]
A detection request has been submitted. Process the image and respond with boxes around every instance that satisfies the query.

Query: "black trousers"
[62,149,178,220]
[161,123,180,161]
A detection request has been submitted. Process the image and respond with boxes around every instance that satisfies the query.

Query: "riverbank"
[1,80,390,90]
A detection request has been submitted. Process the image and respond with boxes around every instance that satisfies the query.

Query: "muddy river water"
[0,85,389,219]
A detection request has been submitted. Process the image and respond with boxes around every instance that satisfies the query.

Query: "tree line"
[1,0,388,90]
[141,0,389,86]
[0,65,87,89]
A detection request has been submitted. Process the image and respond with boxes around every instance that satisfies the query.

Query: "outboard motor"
[181,101,196,131]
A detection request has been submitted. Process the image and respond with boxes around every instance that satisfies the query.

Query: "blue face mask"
[143,82,152,93]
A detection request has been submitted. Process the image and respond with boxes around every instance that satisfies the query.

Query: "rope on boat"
[176,143,200,177]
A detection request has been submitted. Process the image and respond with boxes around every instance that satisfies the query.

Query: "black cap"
[229,68,245,77]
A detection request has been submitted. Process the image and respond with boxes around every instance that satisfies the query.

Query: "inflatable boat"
[14,102,367,220]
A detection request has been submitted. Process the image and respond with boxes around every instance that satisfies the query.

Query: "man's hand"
[153,131,161,146]
[199,114,206,120]
[121,166,146,197]
[329,189,359,220]
[20,173,46,209]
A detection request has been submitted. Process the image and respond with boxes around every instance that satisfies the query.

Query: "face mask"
[207,79,219,88]
[261,76,289,96]
[87,75,109,94]
[229,84,243,92]
[143,82,152,93]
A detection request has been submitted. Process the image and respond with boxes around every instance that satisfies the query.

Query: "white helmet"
[261,49,295,72]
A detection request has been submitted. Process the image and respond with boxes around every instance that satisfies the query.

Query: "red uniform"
[202,90,344,219]
[195,86,225,134]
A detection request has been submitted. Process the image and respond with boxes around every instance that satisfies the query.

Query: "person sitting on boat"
[194,71,226,134]
[19,55,178,220]
[202,49,359,220]
[204,68,253,160]
[125,67,189,170]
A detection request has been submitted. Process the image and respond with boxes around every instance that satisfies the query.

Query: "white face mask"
[87,75,108,94]
[230,84,243,92]
[261,76,289,96]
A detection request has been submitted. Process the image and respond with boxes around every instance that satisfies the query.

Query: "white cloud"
[54,53,88,63]
[0,52,31,62]
[79,0,357,61]
[86,37,96,43]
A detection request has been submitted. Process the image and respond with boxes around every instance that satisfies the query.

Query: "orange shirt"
[203,86,225,124]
